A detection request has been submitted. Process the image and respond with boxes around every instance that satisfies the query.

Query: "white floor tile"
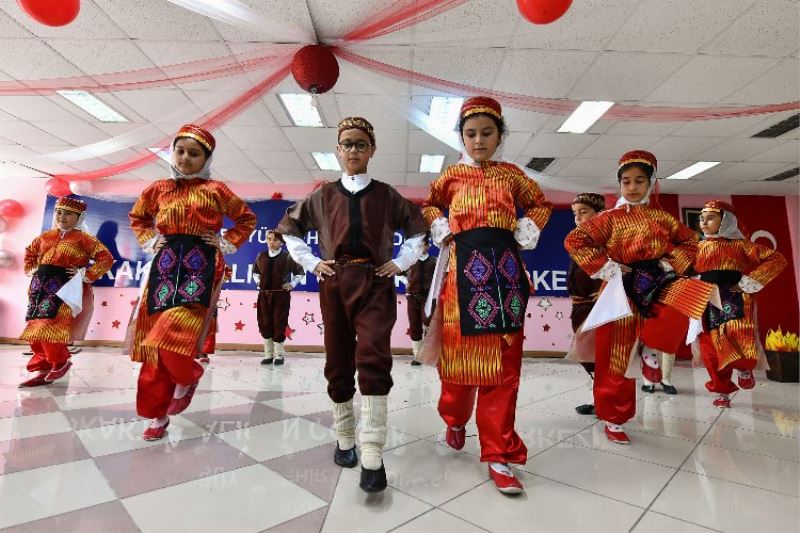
[441,471,643,532]
[218,417,334,461]
[75,416,208,457]
[702,424,800,462]
[263,392,334,416]
[564,424,698,468]
[393,509,487,532]
[520,443,675,507]
[321,468,432,533]
[632,511,717,532]
[123,464,326,532]
[0,459,116,529]
[683,444,799,496]
[714,405,800,438]
[0,411,72,441]
[53,389,137,411]
[652,470,800,532]
[181,390,254,414]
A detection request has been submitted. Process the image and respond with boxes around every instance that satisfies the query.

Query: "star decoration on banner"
[234,321,245,331]
[130,300,138,307]
[555,311,564,320]
[317,323,325,335]
[217,298,231,311]
[542,324,551,332]
[537,298,552,311]
[302,312,315,325]
[101,301,107,307]
[285,325,295,340]
[111,320,121,329]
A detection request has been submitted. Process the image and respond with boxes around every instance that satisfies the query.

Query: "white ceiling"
[0,0,797,195]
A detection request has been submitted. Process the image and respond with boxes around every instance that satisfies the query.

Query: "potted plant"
[765,327,799,383]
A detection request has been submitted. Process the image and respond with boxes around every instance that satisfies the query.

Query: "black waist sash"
[700,270,745,329]
[622,259,678,318]
[454,227,529,336]
[147,234,217,315]
[26,265,69,321]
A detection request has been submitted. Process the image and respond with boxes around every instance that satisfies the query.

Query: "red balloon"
[18,0,80,27]
[45,178,72,197]
[0,199,24,218]
[291,45,340,95]
[517,0,572,25]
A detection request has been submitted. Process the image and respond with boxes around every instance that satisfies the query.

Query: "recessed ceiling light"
[429,97,464,131]
[419,154,445,173]
[279,93,323,127]
[56,90,128,123]
[557,101,614,134]
[312,152,340,171]
[664,161,721,180]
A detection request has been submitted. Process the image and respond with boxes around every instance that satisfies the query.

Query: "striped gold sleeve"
[564,214,613,276]
[744,240,787,287]
[24,236,41,276]
[84,236,115,282]
[129,181,160,246]
[215,182,256,248]
[665,215,699,274]
[514,169,552,231]
[421,167,449,226]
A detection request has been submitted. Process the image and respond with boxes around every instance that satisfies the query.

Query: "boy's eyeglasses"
[338,141,372,153]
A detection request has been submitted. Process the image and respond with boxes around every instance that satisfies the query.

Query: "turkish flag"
[731,195,799,338]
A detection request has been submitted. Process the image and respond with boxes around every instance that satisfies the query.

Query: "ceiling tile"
[694,138,787,161]
[524,133,596,158]
[578,134,662,159]
[4,1,125,39]
[0,39,82,79]
[92,0,220,41]
[243,150,305,170]
[493,50,597,99]
[701,0,800,57]
[569,52,689,101]
[222,125,291,151]
[722,59,800,105]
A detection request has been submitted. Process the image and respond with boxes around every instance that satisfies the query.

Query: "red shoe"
[445,426,466,450]
[142,419,170,441]
[713,396,731,408]
[44,360,72,382]
[19,372,50,388]
[604,425,631,445]
[737,371,755,390]
[488,464,524,495]
[167,382,199,415]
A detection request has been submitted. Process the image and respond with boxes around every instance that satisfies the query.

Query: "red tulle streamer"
[342,0,470,42]
[54,60,294,181]
[334,48,800,122]
[271,192,283,201]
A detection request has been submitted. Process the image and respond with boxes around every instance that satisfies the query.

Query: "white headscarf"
[704,208,746,240]
[169,152,213,180]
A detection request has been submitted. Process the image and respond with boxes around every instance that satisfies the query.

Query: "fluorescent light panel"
[557,101,614,133]
[148,147,172,164]
[279,93,323,127]
[420,154,445,173]
[56,90,128,122]
[312,152,340,171]
[429,97,464,131]
[664,161,721,180]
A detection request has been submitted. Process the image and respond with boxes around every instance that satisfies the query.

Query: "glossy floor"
[0,345,797,532]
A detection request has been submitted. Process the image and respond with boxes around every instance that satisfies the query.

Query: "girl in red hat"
[20,197,113,387]
[565,150,714,445]
[127,124,256,441]
[422,96,553,494]
[692,201,785,408]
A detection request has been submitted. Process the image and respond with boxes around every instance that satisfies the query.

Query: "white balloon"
[69,180,93,195]
[0,249,13,268]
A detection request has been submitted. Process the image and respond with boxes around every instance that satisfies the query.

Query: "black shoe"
[273,357,284,366]
[641,384,656,393]
[661,383,678,395]
[410,359,422,366]
[260,357,274,365]
[359,464,387,493]
[575,404,595,415]
[334,444,358,468]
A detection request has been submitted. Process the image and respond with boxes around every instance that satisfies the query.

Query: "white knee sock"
[263,339,274,357]
[641,346,660,369]
[150,416,169,428]
[332,399,356,451]
[174,384,189,399]
[360,395,388,470]
[661,352,675,385]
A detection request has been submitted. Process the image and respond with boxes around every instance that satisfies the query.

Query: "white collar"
[339,173,371,194]
[419,253,429,261]
[268,248,282,258]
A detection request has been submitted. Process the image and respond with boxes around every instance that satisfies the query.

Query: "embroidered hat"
[572,192,605,212]
[175,124,215,152]
[337,117,375,145]
[55,196,87,214]
[460,96,502,120]
[617,149,657,180]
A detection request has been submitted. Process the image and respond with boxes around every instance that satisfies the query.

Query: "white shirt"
[284,173,425,274]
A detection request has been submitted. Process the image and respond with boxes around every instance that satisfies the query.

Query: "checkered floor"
[0,345,797,532]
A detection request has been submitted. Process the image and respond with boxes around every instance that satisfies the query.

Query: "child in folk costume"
[565,150,713,445]
[422,97,552,494]
[399,238,436,366]
[278,117,427,493]
[565,193,605,415]
[128,124,256,441]
[253,230,304,365]
[694,201,786,408]
[20,197,113,387]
